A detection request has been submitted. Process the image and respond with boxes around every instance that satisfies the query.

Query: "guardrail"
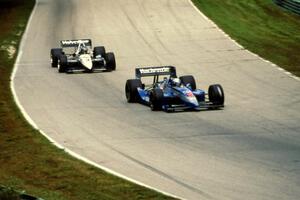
[273,0,300,15]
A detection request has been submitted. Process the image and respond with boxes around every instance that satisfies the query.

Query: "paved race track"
[13,0,300,199]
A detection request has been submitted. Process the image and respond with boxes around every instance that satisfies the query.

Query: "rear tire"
[150,89,163,111]
[180,75,196,90]
[58,55,68,73]
[208,84,224,105]
[105,52,116,71]
[125,79,142,103]
[50,48,63,68]
[93,46,106,58]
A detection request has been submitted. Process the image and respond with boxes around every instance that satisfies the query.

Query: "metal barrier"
[274,0,300,15]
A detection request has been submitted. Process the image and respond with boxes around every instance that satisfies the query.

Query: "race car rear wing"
[135,66,177,79]
[60,39,92,48]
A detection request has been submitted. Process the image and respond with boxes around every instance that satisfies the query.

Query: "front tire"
[125,79,142,103]
[150,89,163,111]
[58,55,68,73]
[93,46,106,58]
[208,84,224,105]
[105,52,116,71]
[50,48,63,68]
[180,75,196,90]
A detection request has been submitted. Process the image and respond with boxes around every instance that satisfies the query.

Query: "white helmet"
[172,78,181,86]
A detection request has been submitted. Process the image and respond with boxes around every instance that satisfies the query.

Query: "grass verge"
[192,0,300,77]
[0,0,176,199]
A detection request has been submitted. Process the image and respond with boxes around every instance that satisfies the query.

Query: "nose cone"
[176,87,199,107]
[79,54,93,70]
[185,95,199,107]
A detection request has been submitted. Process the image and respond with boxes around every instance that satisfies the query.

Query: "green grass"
[192,0,300,77]
[0,0,176,199]
[3,0,299,199]
[0,186,20,200]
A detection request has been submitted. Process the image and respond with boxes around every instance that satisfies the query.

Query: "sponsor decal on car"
[139,67,170,74]
[60,39,92,47]
[185,91,194,97]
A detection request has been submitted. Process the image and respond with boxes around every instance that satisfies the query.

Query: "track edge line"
[9,1,185,199]
[188,0,300,82]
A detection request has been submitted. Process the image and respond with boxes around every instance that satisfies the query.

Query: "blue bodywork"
[127,66,224,111]
[137,78,207,111]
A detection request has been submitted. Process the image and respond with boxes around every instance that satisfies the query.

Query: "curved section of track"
[13,0,300,199]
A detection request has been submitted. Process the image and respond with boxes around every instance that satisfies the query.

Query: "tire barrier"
[273,0,300,15]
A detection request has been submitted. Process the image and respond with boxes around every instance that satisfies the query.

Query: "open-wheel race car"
[125,66,224,112]
[50,39,116,73]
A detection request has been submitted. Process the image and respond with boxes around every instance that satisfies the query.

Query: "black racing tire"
[208,84,224,105]
[125,79,142,103]
[58,55,68,73]
[50,48,63,68]
[180,75,196,90]
[93,46,106,58]
[150,88,163,111]
[105,52,116,71]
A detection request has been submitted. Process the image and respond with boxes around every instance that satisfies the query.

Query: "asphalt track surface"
[13,0,300,199]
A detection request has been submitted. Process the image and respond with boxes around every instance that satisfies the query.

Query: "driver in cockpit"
[75,43,88,55]
[169,77,181,87]
[80,46,88,54]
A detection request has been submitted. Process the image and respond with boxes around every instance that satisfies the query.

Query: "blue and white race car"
[125,66,224,111]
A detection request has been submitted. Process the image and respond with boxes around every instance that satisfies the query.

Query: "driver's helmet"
[80,46,88,54]
[171,78,181,87]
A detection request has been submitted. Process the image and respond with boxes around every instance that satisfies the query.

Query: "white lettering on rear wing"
[139,67,170,74]
[135,66,177,78]
[60,39,92,47]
